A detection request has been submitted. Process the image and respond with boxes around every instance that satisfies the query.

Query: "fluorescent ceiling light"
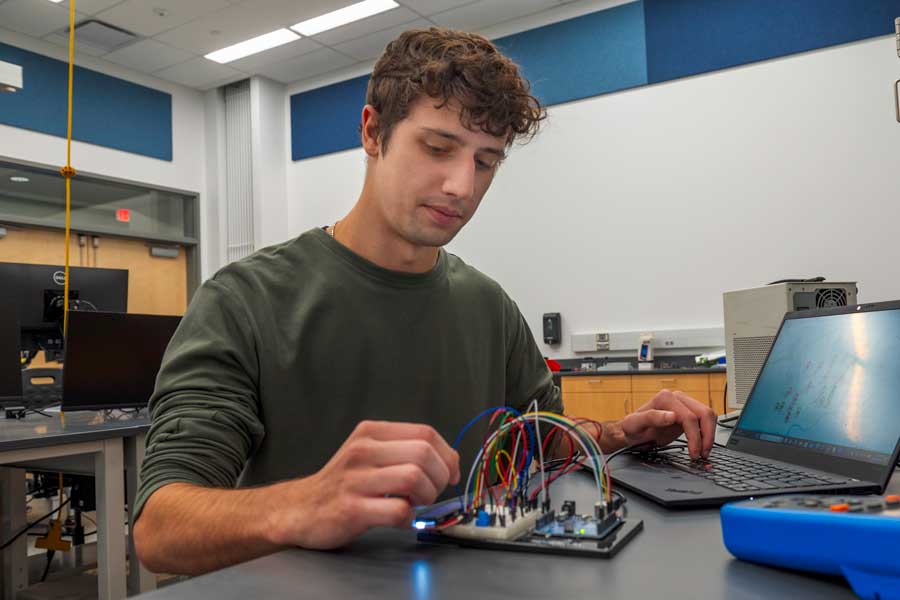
[10,176,30,183]
[204,28,300,64]
[46,1,64,3]
[290,0,398,36]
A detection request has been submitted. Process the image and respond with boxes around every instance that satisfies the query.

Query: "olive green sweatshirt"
[134,227,562,519]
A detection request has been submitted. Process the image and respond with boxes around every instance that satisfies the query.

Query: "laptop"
[610,300,900,508]
[61,311,181,411]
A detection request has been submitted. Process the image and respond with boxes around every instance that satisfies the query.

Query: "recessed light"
[204,28,300,64]
[10,176,30,183]
[290,0,398,36]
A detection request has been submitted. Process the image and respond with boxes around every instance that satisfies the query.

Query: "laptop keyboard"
[642,446,851,492]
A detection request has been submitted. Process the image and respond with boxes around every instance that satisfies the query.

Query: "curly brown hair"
[365,27,546,153]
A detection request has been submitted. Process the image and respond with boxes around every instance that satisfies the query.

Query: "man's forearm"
[133,482,286,575]
[547,420,629,461]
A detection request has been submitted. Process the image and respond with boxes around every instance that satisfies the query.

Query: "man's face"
[366,97,507,248]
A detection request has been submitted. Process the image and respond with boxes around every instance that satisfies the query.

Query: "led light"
[290,0,398,36]
[204,28,300,64]
[413,520,434,530]
[9,176,30,183]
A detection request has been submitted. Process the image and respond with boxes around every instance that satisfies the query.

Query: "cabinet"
[561,371,728,423]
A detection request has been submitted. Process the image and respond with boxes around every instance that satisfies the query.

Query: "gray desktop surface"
[0,410,148,451]
[138,469,897,599]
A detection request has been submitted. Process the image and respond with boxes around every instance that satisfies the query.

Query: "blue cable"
[450,406,522,512]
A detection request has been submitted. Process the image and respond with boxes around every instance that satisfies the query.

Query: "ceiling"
[0,0,577,90]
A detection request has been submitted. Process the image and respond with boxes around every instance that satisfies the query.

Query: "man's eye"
[476,158,497,170]
[427,145,448,155]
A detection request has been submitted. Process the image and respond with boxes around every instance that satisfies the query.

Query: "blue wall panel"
[644,0,900,83]
[496,1,647,106]
[291,75,369,161]
[291,0,900,161]
[0,43,173,161]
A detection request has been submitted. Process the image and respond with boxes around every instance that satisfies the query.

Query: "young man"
[133,28,716,575]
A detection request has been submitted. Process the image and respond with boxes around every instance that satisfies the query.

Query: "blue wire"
[450,406,522,512]
[451,405,521,450]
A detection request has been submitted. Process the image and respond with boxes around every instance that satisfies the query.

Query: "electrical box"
[723,281,858,409]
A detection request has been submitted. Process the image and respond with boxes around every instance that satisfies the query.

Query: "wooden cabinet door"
[563,392,632,423]
[0,227,186,315]
[709,373,727,415]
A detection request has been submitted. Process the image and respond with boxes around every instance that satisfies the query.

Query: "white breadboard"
[442,507,542,541]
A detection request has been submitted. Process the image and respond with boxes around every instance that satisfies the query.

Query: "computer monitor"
[0,262,128,356]
[0,299,23,403]
[61,311,181,410]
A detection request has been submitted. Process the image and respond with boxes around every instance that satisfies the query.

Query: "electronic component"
[441,505,542,541]
[415,405,643,558]
[722,494,900,600]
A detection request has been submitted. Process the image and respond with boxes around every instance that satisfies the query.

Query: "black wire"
[23,408,54,418]
[0,498,71,550]
[40,550,54,582]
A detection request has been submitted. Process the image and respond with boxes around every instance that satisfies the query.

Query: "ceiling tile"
[312,6,419,47]
[95,0,231,38]
[227,36,322,73]
[256,46,356,84]
[333,17,430,61]
[154,56,244,88]
[237,0,359,30]
[397,0,476,17]
[152,2,289,56]
[430,0,562,32]
[56,0,128,17]
[42,30,115,57]
[103,39,194,73]
[0,0,88,38]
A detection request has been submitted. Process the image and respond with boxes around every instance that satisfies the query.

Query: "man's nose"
[441,156,475,200]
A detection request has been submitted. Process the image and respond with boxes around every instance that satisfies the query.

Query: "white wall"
[286,34,900,359]
[0,28,216,279]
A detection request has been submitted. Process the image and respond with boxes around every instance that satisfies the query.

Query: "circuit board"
[415,498,643,558]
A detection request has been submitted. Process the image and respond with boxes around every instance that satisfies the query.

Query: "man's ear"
[360,105,381,158]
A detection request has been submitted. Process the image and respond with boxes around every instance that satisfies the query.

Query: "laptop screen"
[732,306,900,467]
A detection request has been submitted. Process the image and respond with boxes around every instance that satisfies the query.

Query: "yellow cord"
[58,0,76,428]
[61,0,76,336]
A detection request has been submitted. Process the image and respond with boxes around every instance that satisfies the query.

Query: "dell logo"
[52,271,66,286]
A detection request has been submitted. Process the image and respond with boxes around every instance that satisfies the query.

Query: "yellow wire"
[62,0,75,336]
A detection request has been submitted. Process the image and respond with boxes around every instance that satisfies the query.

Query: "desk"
[136,465,898,599]
[0,411,153,600]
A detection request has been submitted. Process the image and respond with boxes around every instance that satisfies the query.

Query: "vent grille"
[58,20,140,53]
[224,80,254,263]
[815,288,848,308]
[734,336,775,404]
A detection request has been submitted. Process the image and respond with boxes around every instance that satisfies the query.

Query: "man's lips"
[423,205,463,225]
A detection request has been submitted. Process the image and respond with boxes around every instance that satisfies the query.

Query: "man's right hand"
[265,420,460,550]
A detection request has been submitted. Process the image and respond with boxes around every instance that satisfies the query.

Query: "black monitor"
[0,262,128,357]
[0,298,23,402]
[61,311,181,411]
